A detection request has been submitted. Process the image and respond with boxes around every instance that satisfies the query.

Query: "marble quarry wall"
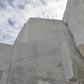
[11,18,70,84]
[63,0,84,57]
[0,18,84,84]
[0,0,84,83]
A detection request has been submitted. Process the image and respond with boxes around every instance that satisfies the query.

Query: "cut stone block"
[27,18,69,81]
[9,18,71,84]
[3,17,84,84]
[15,18,71,44]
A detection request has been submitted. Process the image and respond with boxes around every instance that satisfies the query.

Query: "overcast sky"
[0,0,67,44]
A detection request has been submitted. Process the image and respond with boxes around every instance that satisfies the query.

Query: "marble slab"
[63,0,84,57]
[9,18,70,84]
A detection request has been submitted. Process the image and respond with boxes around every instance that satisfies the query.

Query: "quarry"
[0,0,84,84]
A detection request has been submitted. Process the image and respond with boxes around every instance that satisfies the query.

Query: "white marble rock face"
[63,0,84,57]
[0,18,84,84]
[0,16,84,84]
[8,18,71,84]
[0,0,84,83]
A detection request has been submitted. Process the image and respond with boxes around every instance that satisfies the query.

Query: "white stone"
[1,17,84,84]
[1,1,84,82]
[63,0,84,57]
[0,43,12,84]
[10,18,68,83]
[61,41,73,80]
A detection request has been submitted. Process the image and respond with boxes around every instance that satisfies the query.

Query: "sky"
[0,0,67,44]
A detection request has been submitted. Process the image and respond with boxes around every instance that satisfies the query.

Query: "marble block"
[63,0,84,57]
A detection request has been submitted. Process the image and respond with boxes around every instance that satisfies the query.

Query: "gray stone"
[9,19,69,84]
[0,43,12,84]
[1,0,84,83]
[63,0,84,57]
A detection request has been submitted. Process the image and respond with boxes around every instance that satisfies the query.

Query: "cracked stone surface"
[63,0,84,57]
[0,17,84,84]
[9,19,69,84]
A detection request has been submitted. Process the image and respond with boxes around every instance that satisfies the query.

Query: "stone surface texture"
[10,19,69,84]
[63,0,84,57]
[0,0,84,83]
[0,18,84,84]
